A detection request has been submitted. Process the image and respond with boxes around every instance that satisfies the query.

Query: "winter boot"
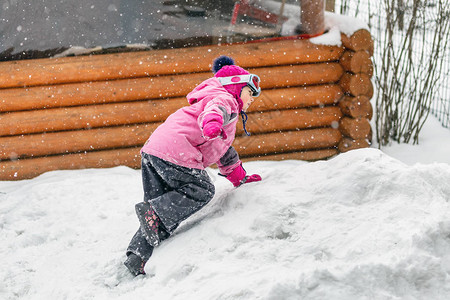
[135,202,161,247]
[124,253,146,276]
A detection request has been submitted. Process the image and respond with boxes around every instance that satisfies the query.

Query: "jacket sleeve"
[197,97,234,130]
[217,146,241,175]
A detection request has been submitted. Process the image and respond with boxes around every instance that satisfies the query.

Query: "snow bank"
[1,147,450,299]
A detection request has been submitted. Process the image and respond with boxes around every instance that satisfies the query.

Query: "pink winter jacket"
[141,77,242,175]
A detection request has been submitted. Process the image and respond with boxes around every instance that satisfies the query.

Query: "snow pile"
[1,144,450,299]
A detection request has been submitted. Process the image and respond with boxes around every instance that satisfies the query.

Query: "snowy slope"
[2,114,450,299]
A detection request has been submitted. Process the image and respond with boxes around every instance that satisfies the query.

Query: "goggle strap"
[217,75,252,86]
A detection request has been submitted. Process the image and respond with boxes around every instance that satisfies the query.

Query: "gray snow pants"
[127,152,215,261]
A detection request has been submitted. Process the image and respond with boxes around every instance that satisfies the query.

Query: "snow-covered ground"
[1,113,450,300]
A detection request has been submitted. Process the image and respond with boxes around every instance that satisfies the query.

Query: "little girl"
[124,56,262,276]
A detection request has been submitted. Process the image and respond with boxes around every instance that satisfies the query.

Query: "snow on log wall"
[0,31,374,180]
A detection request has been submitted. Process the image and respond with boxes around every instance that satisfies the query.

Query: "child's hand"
[203,122,227,140]
[242,174,262,185]
[226,164,261,187]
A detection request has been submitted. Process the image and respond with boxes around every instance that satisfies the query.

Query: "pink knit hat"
[213,56,249,111]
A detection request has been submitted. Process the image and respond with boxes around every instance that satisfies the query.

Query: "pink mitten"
[244,174,262,184]
[203,122,225,140]
[202,115,227,140]
[226,164,262,187]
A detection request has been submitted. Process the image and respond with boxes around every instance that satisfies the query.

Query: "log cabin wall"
[0,30,374,180]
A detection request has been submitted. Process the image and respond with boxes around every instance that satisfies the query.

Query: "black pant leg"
[147,155,215,232]
[126,153,171,260]
[141,153,170,202]
[126,229,154,262]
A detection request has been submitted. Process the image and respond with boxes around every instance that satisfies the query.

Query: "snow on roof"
[280,6,370,47]
[309,12,370,46]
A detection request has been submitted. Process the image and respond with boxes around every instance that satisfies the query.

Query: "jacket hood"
[187,78,243,111]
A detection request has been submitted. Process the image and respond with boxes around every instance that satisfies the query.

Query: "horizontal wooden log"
[241,149,338,162]
[1,106,341,159]
[250,84,343,112]
[1,63,344,112]
[0,146,339,181]
[0,39,344,89]
[339,50,373,77]
[338,95,373,120]
[0,98,186,136]
[338,137,370,153]
[341,29,373,54]
[260,63,344,89]
[238,107,342,135]
[339,117,371,139]
[0,148,142,181]
[0,73,208,112]
[233,128,342,156]
[339,72,373,97]
[0,124,158,160]
[0,98,342,137]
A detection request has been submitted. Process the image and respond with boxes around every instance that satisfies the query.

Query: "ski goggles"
[217,74,261,97]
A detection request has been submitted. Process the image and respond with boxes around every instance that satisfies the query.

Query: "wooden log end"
[338,95,373,120]
[339,117,371,140]
[341,29,373,52]
[339,50,374,77]
[338,137,370,153]
[339,72,373,97]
